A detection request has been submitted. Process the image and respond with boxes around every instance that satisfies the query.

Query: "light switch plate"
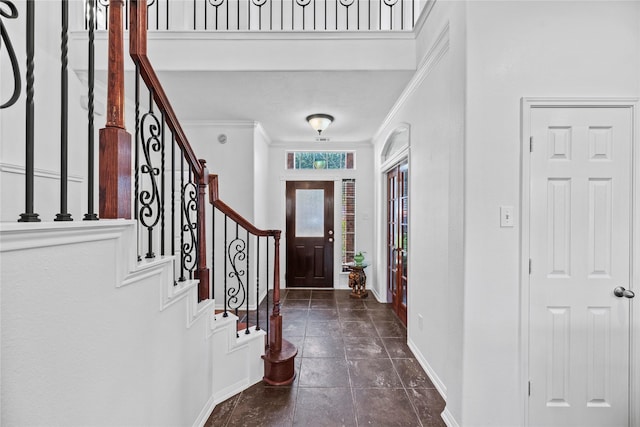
[500,206,515,227]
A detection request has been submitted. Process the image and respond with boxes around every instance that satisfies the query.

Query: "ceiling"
[155,69,415,143]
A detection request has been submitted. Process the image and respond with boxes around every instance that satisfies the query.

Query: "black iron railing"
[130,0,210,299]
[133,77,202,284]
[2,0,99,222]
[208,175,280,341]
[86,0,417,31]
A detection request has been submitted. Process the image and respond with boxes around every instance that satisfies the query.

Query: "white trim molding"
[373,21,450,142]
[0,162,84,183]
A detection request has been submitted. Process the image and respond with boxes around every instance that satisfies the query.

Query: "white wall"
[254,124,271,229]
[266,141,375,291]
[0,222,215,426]
[462,2,640,426]
[372,1,466,424]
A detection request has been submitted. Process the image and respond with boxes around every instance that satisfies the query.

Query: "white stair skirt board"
[210,312,267,405]
[0,221,268,427]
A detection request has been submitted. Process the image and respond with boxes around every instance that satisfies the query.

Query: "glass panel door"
[386,161,408,325]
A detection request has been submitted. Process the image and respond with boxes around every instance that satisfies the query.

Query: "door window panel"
[295,189,324,237]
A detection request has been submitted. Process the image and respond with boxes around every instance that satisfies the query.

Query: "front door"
[386,161,408,325]
[285,181,334,287]
[528,105,634,426]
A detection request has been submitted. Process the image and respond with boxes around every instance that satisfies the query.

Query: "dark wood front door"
[285,181,334,287]
[386,161,408,325]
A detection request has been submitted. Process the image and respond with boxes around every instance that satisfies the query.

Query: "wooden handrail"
[129,0,203,179]
[208,175,279,238]
[129,0,208,300]
[208,173,296,385]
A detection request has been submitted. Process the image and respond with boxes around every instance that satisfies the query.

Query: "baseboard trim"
[193,394,217,427]
[407,337,447,400]
[441,407,460,427]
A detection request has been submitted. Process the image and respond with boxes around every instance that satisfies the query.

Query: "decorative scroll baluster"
[181,167,198,278]
[84,0,99,221]
[56,0,73,222]
[18,0,39,223]
[139,88,162,258]
[97,0,419,32]
[0,0,21,109]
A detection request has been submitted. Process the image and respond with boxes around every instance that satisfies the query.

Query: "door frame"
[519,97,640,426]
[380,125,411,306]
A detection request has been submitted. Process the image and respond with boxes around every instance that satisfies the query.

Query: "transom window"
[286,151,355,170]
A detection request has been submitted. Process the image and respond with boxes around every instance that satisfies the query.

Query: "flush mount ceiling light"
[306,114,334,135]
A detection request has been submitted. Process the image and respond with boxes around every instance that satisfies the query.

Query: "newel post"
[196,159,210,301]
[262,230,298,385]
[99,0,131,219]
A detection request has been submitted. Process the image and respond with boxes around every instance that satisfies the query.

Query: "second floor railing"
[85,0,420,32]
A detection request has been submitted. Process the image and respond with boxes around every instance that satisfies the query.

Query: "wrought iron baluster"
[56,0,73,222]
[223,214,228,316]
[160,113,166,256]
[245,228,250,335]
[339,0,354,30]
[255,235,260,331]
[179,152,186,281]
[84,0,99,221]
[18,0,39,222]
[181,167,198,279]
[171,134,176,283]
[0,0,21,109]
[266,237,270,340]
[139,88,162,259]
[207,0,224,30]
[211,201,215,295]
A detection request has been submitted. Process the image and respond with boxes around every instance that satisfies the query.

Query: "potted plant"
[353,251,366,266]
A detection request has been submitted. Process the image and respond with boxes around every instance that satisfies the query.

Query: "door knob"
[614,286,635,299]
[328,238,333,243]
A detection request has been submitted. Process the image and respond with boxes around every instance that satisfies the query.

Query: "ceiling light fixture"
[306,114,334,135]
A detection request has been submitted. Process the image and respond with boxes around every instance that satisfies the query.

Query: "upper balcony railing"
[83,0,421,32]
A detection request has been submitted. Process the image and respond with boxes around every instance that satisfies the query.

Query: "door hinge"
[529,137,533,152]
[528,381,531,396]
[529,259,532,275]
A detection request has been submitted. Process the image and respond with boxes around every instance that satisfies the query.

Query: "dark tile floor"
[205,289,446,427]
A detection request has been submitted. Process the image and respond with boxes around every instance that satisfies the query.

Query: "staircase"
[0,0,293,424]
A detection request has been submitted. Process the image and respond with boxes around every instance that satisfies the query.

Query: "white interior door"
[528,106,634,427]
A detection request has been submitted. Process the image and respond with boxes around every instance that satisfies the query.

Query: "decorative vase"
[353,252,365,266]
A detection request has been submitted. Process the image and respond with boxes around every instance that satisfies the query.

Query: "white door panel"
[529,107,633,427]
